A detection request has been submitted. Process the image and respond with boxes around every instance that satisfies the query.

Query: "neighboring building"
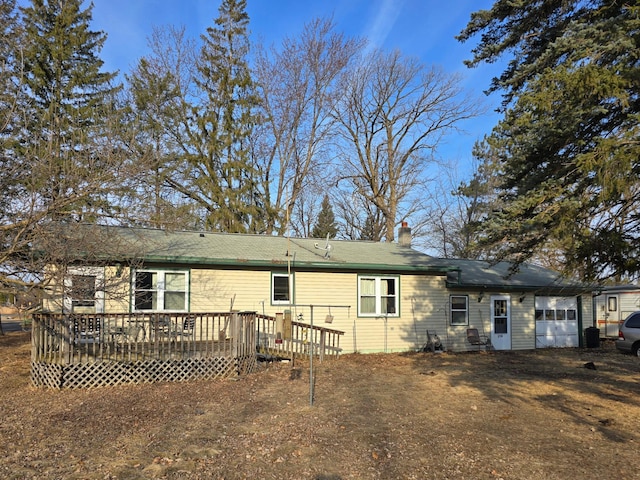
[43,224,593,353]
[593,285,640,338]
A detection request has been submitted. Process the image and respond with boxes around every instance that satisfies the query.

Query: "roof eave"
[445,282,591,294]
[138,255,453,274]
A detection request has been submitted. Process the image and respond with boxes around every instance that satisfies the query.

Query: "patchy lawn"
[1,330,638,480]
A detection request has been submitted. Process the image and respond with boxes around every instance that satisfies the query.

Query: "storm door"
[490,295,511,350]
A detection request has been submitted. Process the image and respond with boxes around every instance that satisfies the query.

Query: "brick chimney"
[398,221,411,247]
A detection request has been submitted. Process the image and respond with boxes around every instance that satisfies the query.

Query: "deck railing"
[32,312,255,364]
[256,313,344,361]
[31,312,257,388]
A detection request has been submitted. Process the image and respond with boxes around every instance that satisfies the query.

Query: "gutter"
[445,282,592,295]
[135,254,457,274]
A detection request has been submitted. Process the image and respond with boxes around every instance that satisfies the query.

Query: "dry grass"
[1,330,639,480]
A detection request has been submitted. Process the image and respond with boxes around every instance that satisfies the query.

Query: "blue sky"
[89,0,503,176]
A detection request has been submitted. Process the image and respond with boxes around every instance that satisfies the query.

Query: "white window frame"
[271,272,293,305]
[133,269,189,312]
[450,295,469,326]
[357,275,399,317]
[64,267,105,313]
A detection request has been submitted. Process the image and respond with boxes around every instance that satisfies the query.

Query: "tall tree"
[333,49,480,242]
[0,0,125,294]
[311,194,338,239]
[0,0,18,136]
[458,1,640,281]
[20,0,121,216]
[253,17,364,235]
[124,26,201,230]
[184,0,261,233]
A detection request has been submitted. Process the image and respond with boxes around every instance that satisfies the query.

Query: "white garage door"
[535,297,579,348]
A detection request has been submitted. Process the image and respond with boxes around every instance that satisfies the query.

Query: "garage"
[535,296,579,348]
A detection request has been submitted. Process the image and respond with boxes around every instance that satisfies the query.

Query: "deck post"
[231,312,239,357]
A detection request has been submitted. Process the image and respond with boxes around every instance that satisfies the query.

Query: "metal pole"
[280,303,350,406]
[309,305,314,406]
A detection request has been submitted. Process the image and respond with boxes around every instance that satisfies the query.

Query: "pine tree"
[125,26,201,230]
[359,212,382,241]
[0,0,18,135]
[458,1,640,281]
[312,194,338,239]
[18,0,121,219]
[0,0,126,294]
[191,0,261,233]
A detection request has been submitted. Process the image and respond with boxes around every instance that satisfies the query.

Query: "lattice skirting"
[31,354,258,389]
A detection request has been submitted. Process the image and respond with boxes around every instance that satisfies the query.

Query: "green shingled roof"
[444,258,591,294]
[76,225,590,292]
[95,225,454,274]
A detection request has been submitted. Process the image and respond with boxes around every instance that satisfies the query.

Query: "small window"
[65,267,105,314]
[535,309,544,321]
[450,295,468,325]
[272,273,292,305]
[358,276,399,317]
[71,275,96,308]
[608,296,617,312]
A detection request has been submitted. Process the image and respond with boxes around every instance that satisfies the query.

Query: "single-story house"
[43,223,593,353]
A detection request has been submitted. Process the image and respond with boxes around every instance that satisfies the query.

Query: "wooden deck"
[256,314,344,361]
[31,312,345,389]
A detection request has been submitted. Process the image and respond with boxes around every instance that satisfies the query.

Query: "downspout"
[577,295,584,348]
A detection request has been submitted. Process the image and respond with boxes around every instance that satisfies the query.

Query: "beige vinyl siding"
[290,271,357,352]
[292,271,354,311]
[340,274,448,354]
[510,295,535,350]
[190,268,272,313]
[400,275,449,353]
[62,262,591,353]
[270,271,450,354]
[450,293,535,352]
[104,266,130,312]
[450,295,488,352]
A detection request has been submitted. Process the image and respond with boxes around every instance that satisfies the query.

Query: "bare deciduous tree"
[253,17,364,235]
[333,49,480,242]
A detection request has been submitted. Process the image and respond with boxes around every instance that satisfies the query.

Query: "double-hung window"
[450,295,469,325]
[134,270,188,311]
[71,275,97,309]
[271,272,293,305]
[63,267,105,313]
[358,276,399,317]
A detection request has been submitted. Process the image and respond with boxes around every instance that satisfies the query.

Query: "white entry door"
[604,295,620,337]
[491,295,511,350]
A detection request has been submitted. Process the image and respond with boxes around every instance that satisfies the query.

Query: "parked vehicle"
[616,311,640,356]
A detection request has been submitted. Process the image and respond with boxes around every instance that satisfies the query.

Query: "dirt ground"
[1,330,639,480]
